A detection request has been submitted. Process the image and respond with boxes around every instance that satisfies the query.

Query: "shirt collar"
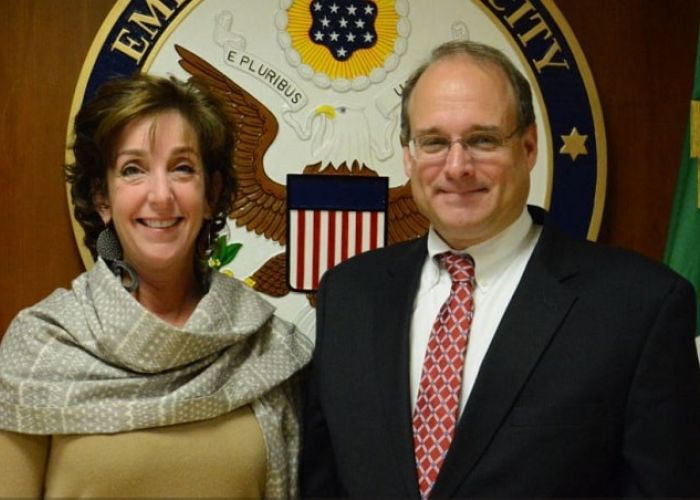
[426,207,534,289]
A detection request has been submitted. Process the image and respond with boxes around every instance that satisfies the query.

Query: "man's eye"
[467,133,501,150]
[418,136,449,152]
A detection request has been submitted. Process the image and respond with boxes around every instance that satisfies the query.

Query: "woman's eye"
[120,164,143,177]
[174,163,196,174]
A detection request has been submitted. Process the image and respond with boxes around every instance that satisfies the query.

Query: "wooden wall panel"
[0,1,699,334]
[0,0,114,334]
[556,0,700,258]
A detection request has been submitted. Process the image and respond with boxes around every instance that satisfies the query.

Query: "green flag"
[664,26,700,350]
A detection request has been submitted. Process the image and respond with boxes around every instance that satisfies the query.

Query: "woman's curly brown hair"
[65,73,236,263]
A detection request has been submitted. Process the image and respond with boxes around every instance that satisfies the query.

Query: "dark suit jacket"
[301,206,700,497]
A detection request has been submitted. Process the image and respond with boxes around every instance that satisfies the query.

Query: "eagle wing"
[387,182,430,244]
[176,45,288,244]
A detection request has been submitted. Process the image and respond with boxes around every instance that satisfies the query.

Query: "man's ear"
[206,171,223,218]
[403,145,414,178]
[522,123,538,173]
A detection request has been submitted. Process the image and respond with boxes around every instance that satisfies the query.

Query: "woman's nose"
[147,170,174,206]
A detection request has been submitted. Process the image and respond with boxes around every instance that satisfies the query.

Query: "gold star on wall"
[560,127,589,161]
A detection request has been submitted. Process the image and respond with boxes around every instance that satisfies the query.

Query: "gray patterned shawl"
[0,259,312,498]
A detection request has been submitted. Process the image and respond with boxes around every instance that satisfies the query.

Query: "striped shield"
[287,174,388,292]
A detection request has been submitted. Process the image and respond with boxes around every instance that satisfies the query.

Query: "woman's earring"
[207,221,214,255]
[96,224,122,261]
[112,261,139,293]
[96,224,139,293]
[198,219,214,259]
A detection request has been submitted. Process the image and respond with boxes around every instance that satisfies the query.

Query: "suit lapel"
[432,213,579,497]
[373,238,427,499]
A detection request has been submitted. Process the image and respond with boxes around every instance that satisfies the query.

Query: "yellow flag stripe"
[692,101,700,208]
[691,100,700,158]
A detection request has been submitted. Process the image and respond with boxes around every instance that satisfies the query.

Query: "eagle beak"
[315,104,336,119]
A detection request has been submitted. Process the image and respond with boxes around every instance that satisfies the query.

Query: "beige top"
[0,406,265,498]
[0,261,312,497]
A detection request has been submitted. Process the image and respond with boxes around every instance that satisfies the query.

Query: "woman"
[0,74,311,498]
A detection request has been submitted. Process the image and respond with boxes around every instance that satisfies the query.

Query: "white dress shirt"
[409,208,542,416]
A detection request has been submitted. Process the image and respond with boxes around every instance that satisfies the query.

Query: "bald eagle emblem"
[176,45,428,300]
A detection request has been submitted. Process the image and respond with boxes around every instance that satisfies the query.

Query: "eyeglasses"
[408,126,522,164]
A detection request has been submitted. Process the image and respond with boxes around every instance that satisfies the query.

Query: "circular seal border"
[66,0,606,270]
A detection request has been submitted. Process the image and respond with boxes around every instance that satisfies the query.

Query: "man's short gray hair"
[399,40,535,146]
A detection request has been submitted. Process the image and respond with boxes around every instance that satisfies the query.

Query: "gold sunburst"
[287,0,398,80]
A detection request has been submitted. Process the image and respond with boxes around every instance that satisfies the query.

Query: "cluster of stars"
[312,1,375,16]
[310,1,378,60]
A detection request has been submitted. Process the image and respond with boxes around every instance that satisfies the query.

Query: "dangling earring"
[207,220,214,255]
[112,261,139,293]
[96,223,139,293]
[198,219,215,260]
[96,224,122,261]
[205,219,214,256]
[196,219,217,291]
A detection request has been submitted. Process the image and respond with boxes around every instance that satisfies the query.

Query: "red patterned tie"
[413,252,475,498]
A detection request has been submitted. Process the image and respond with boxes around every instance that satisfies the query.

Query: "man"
[301,40,700,497]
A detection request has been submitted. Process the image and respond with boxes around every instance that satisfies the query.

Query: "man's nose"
[443,142,475,177]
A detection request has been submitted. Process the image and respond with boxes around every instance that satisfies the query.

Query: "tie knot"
[439,252,475,283]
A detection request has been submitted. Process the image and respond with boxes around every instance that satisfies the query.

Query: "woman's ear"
[93,189,111,225]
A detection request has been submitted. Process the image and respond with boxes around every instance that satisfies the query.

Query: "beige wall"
[1,0,699,334]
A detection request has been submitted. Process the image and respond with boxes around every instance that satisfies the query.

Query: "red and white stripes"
[288,209,386,291]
